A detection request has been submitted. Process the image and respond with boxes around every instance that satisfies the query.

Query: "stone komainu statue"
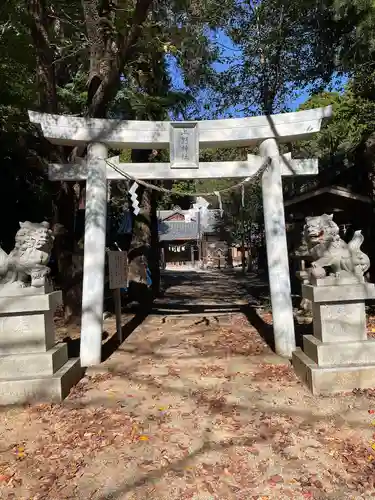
[0,221,54,289]
[303,214,370,281]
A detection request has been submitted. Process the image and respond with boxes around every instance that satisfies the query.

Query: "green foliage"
[207,0,343,115]
[155,145,263,239]
[196,147,263,243]
[295,88,375,164]
[157,180,195,210]
[0,1,35,131]
[57,71,88,115]
[283,83,375,202]
[207,0,375,202]
[4,0,375,261]
[327,0,375,75]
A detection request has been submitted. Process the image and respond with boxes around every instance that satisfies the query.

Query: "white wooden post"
[113,288,122,344]
[80,142,108,367]
[259,138,296,358]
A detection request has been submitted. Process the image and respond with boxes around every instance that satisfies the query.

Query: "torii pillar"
[80,143,108,366]
[259,139,294,357]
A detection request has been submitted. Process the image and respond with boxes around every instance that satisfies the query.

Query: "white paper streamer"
[214,191,223,217]
[129,182,140,215]
[107,180,112,202]
[186,196,210,224]
[241,184,245,208]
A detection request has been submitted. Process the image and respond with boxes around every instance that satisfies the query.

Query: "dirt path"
[1,270,375,499]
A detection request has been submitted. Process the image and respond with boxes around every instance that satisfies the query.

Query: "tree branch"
[28,0,58,113]
[84,0,155,118]
[81,0,108,104]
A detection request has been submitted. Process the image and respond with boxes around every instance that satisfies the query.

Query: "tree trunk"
[241,242,246,274]
[240,207,246,273]
[226,244,234,268]
[247,224,253,272]
[28,0,58,113]
[28,0,80,320]
[82,0,154,118]
[127,150,160,302]
[51,182,81,321]
[29,0,156,320]
[150,189,161,296]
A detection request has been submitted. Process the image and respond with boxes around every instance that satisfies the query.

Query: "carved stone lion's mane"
[14,221,52,253]
[304,214,341,249]
[302,213,370,281]
[0,221,54,289]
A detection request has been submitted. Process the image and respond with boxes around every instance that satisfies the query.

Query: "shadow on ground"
[64,269,311,362]
[63,311,151,361]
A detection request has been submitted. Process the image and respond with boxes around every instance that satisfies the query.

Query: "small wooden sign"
[170,122,199,169]
[108,251,128,289]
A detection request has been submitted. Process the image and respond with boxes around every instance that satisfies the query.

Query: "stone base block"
[0,291,62,354]
[0,282,54,297]
[0,312,55,354]
[310,275,365,287]
[293,347,375,395]
[0,344,68,378]
[311,301,366,343]
[302,283,375,303]
[0,290,62,314]
[0,358,84,405]
[303,335,375,367]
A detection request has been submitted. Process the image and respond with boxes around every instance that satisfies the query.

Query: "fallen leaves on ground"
[2,273,375,499]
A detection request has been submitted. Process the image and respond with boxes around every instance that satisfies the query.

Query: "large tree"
[204,0,374,117]
[0,0,233,318]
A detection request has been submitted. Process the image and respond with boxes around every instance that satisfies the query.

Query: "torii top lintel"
[28,106,332,150]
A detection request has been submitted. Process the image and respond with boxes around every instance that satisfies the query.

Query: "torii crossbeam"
[29,106,332,367]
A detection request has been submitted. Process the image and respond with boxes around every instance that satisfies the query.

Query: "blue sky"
[287,90,311,111]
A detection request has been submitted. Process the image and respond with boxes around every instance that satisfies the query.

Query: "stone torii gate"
[29,106,332,367]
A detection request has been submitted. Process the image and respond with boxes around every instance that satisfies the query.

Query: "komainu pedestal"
[293,277,375,395]
[292,213,375,394]
[0,287,83,404]
[0,221,83,404]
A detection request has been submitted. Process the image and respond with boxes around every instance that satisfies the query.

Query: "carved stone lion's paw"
[310,265,326,279]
